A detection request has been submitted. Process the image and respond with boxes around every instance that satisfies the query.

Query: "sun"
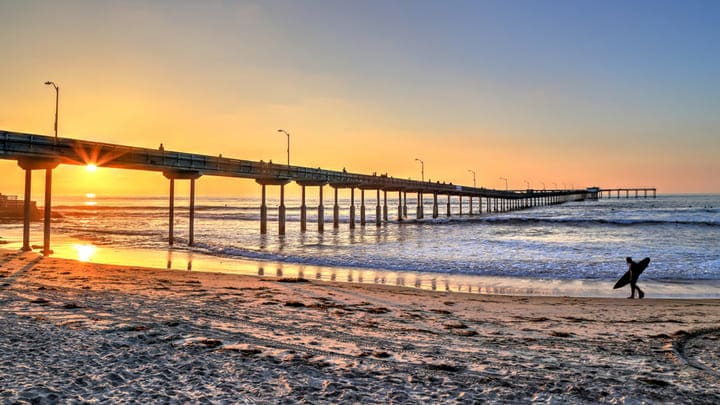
[86,164,98,172]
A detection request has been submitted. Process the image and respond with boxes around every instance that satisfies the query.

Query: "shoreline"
[1,249,719,402]
[2,230,720,299]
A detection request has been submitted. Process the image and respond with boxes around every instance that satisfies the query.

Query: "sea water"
[1,194,718,297]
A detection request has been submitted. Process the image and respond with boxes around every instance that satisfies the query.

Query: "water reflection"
[73,244,97,262]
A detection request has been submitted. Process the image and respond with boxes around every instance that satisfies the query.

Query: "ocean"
[2,193,719,298]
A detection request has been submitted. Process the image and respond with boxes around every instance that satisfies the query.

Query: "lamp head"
[44,81,52,85]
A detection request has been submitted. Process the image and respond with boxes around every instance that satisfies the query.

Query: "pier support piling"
[447,195,451,217]
[398,191,403,221]
[376,189,381,226]
[189,178,196,246]
[360,189,366,226]
[279,184,286,235]
[22,169,32,251]
[260,184,267,234]
[403,192,408,218]
[350,188,356,229]
[383,190,388,222]
[333,187,339,228]
[417,192,424,219]
[300,185,307,233]
[318,185,324,232]
[43,169,52,255]
[168,178,175,246]
[433,193,438,219]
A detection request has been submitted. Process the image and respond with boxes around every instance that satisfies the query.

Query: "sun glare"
[86,164,97,172]
[73,244,97,262]
[84,192,97,206]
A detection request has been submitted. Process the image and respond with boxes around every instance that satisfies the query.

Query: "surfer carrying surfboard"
[613,257,651,299]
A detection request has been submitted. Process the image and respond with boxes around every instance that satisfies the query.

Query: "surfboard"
[613,257,651,289]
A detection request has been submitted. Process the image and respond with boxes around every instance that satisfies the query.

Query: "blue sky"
[1,0,718,194]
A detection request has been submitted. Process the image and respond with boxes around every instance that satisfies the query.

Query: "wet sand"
[1,248,719,403]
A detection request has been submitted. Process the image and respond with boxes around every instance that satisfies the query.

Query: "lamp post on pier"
[468,170,476,187]
[499,177,508,190]
[44,81,59,139]
[524,179,530,190]
[277,129,290,167]
[414,158,424,182]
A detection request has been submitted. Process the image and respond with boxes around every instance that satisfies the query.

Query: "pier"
[597,188,657,199]
[2,130,632,254]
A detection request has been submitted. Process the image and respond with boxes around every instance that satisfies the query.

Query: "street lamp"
[541,182,546,190]
[44,81,59,139]
[524,179,530,189]
[277,129,290,166]
[499,177,508,190]
[414,158,424,182]
[468,170,476,188]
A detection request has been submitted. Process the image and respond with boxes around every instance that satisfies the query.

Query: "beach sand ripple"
[1,250,719,403]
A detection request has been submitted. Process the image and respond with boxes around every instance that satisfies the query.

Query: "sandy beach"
[1,248,719,403]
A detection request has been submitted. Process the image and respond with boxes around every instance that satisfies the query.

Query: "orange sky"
[1,1,719,197]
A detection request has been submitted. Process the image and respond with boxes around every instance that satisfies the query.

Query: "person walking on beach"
[626,257,648,299]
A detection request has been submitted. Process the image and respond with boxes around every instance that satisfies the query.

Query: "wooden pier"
[1,130,628,254]
[595,188,657,199]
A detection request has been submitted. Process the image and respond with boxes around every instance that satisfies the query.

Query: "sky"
[1,0,719,197]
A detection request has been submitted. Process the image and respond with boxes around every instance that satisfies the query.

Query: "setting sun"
[86,164,97,172]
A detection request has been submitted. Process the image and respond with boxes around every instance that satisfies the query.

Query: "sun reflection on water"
[73,244,97,262]
[84,193,97,206]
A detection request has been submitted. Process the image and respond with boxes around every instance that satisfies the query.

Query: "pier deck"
[1,130,648,253]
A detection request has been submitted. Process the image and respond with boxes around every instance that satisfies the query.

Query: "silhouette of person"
[159,143,164,151]
[626,257,646,299]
